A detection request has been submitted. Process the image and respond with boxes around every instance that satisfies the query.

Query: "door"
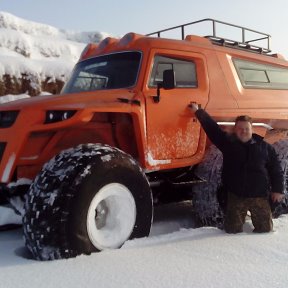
[144,50,209,163]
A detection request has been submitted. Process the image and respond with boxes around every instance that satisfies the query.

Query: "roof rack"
[146,18,271,54]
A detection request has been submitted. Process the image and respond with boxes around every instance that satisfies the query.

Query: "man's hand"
[188,102,199,113]
[271,192,285,203]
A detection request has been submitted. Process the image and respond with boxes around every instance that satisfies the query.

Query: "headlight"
[0,111,19,128]
[44,110,76,124]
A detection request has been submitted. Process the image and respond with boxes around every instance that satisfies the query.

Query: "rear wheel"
[192,145,224,228]
[272,139,288,217]
[23,144,153,260]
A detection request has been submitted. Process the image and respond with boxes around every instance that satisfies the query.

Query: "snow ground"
[1,202,288,288]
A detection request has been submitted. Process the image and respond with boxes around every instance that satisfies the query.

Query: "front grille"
[0,142,6,162]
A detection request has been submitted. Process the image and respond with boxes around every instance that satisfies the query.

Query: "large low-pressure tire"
[192,145,224,228]
[23,144,153,260]
[272,139,288,217]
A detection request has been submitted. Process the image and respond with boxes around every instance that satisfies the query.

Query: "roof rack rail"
[146,18,271,54]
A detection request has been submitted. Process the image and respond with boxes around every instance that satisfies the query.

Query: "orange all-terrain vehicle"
[0,19,288,260]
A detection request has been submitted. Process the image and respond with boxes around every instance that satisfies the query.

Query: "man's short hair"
[235,115,253,125]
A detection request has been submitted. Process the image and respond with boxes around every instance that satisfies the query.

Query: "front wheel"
[23,144,153,260]
[86,183,137,250]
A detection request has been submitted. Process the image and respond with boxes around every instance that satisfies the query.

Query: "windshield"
[62,51,142,93]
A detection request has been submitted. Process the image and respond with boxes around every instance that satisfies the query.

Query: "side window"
[233,58,288,89]
[149,55,198,88]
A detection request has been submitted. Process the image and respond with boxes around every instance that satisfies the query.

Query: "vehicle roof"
[79,32,288,68]
[79,18,288,67]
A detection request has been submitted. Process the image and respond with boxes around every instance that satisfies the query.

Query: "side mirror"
[152,69,175,103]
[162,69,175,90]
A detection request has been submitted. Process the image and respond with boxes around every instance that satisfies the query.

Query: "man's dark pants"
[224,192,273,233]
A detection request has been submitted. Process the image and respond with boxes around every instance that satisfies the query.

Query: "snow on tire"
[272,139,288,217]
[23,144,153,260]
[192,145,224,228]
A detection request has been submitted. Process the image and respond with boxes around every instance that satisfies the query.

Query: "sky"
[1,0,288,57]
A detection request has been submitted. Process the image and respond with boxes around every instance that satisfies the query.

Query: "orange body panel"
[1,32,288,185]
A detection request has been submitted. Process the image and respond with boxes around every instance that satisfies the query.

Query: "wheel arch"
[16,112,142,182]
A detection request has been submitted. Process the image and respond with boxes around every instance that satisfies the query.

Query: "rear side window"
[149,55,197,88]
[233,58,288,89]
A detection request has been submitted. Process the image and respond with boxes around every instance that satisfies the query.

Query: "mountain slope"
[0,11,109,96]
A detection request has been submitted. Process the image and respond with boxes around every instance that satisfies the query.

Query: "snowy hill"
[0,11,110,97]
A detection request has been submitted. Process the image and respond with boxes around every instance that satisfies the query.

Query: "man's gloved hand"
[271,192,285,203]
[188,102,199,113]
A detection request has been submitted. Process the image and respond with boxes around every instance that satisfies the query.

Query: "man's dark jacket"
[195,109,284,198]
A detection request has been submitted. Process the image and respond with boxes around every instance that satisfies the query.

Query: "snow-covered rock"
[0,93,30,104]
[0,11,110,97]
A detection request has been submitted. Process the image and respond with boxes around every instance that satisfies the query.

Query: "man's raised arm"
[189,103,227,150]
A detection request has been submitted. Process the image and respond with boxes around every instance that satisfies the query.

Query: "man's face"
[234,121,253,143]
